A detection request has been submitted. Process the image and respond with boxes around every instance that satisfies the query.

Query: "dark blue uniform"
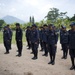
[42,29,48,56]
[68,22,75,70]
[31,28,39,59]
[39,29,44,51]
[3,27,10,54]
[47,30,58,65]
[68,29,75,70]
[26,28,31,49]
[16,28,23,56]
[8,28,13,49]
[60,30,69,59]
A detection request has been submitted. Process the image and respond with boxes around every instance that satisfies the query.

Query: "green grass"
[0,31,26,44]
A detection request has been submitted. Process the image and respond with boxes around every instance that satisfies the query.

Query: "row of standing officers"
[3,22,75,70]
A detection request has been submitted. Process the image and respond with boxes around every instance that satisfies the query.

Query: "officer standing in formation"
[26,26,31,49]
[7,24,13,50]
[15,23,23,57]
[3,26,11,54]
[68,22,75,70]
[60,26,68,59]
[39,26,44,51]
[30,24,39,60]
[47,24,58,65]
[42,24,48,57]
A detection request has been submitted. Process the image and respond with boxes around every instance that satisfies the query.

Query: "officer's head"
[43,24,48,29]
[40,26,43,30]
[70,22,75,29]
[7,24,10,28]
[27,26,31,30]
[4,26,8,30]
[48,24,54,30]
[62,26,66,31]
[32,24,37,30]
[16,23,20,29]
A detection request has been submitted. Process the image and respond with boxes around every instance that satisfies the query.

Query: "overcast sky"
[0,0,75,22]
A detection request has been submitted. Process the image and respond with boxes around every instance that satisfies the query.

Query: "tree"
[46,8,67,23]
[0,20,6,30]
[32,16,35,24]
[30,16,32,23]
[46,8,59,22]
[70,14,75,21]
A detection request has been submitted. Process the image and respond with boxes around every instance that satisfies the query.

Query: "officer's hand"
[46,44,48,47]
[8,40,10,42]
[67,46,69,49]
[55,44,57,47]
[19,40,21,41]
[35,42,38,44]
[29,41,31,44]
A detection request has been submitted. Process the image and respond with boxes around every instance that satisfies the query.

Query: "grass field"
[0,31,26,44]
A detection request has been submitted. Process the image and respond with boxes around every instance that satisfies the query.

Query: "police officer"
[60,25,64,50]
[60,26,69,59]
[3,26,10,54]
[39,26,44,51]
[47,24,58,65]
[68,22,75,70]
[31,24,39,60]
[26,26,31,49]
[42,24,48,57]
[15,23,23,57]
[7,24,13,50]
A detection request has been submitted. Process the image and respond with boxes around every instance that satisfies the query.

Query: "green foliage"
[46,8,67,23]
[70,14,75,21]
[0,20,6,30]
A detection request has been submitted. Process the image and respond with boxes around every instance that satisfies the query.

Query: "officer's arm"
[55,32,58,44]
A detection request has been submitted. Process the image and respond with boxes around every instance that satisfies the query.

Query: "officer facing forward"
[7,24,13,50]
[60,26,69,59]
[31,24,39,60]
[42,24,48,57]
[39,26,44,51]
[15,23,23,57]
[68,22,75,70]
[47,24,58,65]
[26,26,31,49]
[3,26,10,54]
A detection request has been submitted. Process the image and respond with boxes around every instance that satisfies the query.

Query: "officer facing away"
[3,26,10,54]
[68,22,75,70]
[15,23,23,57]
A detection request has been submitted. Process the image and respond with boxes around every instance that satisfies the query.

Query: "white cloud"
[0,0,75,22]
[9,8,16,13]
[26,0,39,6]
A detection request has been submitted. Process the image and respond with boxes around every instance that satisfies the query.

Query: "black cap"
[16,23,20,26]
[27,26,30,28]
[48,24,54,28]
[7,24,9,27]
[32,24,37,27]
[70,22,75,26]
[43,24,47,27]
